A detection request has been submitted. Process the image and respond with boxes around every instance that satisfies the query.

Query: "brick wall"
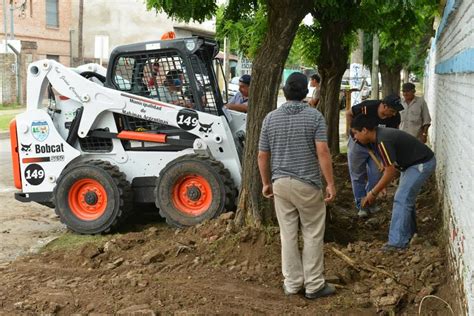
[0,1,72,65]
[425,0,474,313]
[0,54,17,104]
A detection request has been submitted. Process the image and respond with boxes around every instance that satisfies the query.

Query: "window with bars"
[46,0,59,27]
[112,49,221,116]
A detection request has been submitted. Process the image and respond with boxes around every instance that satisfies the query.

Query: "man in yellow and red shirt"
[350,115,436,251]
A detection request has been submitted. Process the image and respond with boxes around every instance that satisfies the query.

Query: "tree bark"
[317,20,350,154]
[235,0,312,228]
[380,63,401,97]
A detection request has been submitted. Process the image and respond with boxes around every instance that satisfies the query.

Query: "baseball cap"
[402,82,416,92]
[239,74,251,85]
[382,94,404,112]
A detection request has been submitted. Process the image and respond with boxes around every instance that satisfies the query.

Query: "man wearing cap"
[258,72,336,299]
[351,115,436,251]
[225,74,251,113]
[400,83,431,143]
[346,95,404,218]
[307,74,321,108]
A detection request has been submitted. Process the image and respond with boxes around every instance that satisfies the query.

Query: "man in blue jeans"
[346,95,403,218]
[350,115,436,251]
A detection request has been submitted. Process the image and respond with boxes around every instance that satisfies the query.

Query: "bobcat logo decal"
[198,122,213,136]
[21,143,32,153]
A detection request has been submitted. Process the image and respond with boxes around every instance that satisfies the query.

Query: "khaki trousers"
[273,177,326,293]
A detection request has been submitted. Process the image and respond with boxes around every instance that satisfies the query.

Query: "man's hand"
[419,134,428,143]
[361,192,376,208]
[324,184,336,202]
[262,184,274,198]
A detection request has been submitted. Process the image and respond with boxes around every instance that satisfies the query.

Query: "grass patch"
[0,113,15,131]
[42,232,111,252]
[0,103,23,111]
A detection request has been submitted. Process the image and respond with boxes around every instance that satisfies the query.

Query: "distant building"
[0,0,73,65]
[70,0,216,66]
[0,0,72,103]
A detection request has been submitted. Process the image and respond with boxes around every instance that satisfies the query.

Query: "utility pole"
[371,34,380,99]
[3,0,8,52]
[9,0,14,39]
[78,0,84,65]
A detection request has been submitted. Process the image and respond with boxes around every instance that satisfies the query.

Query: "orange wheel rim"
[171,175,212,216]
[68,178,107,221]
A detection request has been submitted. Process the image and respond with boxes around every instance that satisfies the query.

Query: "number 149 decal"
[177,109,199,131]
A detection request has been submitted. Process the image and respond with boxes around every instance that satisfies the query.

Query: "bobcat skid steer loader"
[10,37,246,234]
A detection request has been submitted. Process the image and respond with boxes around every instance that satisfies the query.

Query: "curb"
[0,131,10,140]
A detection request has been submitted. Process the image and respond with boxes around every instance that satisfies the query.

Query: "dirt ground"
[0,192,64,266]
[0,154,459,315]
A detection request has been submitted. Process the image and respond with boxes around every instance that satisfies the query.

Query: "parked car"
[226,76,240,98]
[360,79,371,100]
[340,79,351,90]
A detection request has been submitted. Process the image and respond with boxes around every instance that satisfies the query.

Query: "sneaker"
[305,283,336,299]
[283,284,303,296]
[357,209,369,218]
[381,243,406,252]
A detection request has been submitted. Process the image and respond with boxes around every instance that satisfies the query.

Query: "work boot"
[368,205,381,214]
[357,208,369,218]
[305,283,336,299]
[381,243,406,253]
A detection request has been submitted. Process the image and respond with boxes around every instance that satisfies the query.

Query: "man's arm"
[308,97,319,107]
[226,103,248,113]
[361,165,397,206]
[345,108,354,136]
[419,99,431,143]
[258,151,273,198]
[316,141,336,202]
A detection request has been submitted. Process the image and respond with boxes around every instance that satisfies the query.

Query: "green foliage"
[287,23,321,68]
[216,1,267,58]
[146,0,217,23]
[365,0,438,72]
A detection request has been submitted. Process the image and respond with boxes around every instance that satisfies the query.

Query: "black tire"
[155,154,237,227]
[53,160,133,234]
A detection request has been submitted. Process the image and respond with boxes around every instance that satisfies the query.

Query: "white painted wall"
[70,0,216,62]
[424,0,474,313]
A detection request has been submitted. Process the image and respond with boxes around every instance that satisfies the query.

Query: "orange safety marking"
[9,120,22,189]
[161,31,176,40]
[117,131,167,143]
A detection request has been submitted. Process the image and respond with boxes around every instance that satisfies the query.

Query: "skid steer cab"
[10,37,247,234]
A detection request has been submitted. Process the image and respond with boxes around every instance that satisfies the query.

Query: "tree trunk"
[317,20,350,154]
[380,63,401,97]
[235,0,312,228]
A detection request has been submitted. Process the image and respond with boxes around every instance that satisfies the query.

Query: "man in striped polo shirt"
[258,72,336,299]
[346,95,404,218]
[350,115,436,251]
